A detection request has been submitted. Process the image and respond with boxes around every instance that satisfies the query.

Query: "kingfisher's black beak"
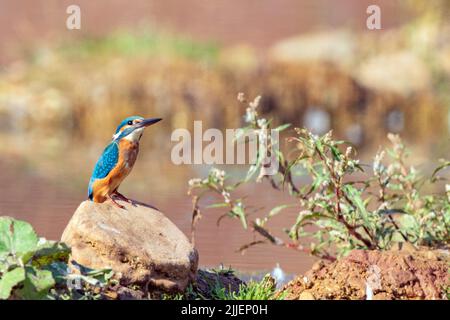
[136,118,162,128]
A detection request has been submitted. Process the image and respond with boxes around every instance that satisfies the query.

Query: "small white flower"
[245,107,255,123]
[298,210,311,219]
[321,180,330,187]
[373,151,385,174]
[222,190,231,203]
[323,131,332,143]
[249,95,261,108]
[345,146,352,158]
[188,178,203,187]
[257,118,267,128]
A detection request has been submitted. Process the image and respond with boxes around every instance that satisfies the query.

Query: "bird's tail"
[87,178,95,200]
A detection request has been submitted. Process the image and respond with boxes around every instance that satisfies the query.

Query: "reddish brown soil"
[100,269,244,299]
[280,245,449,300]
[193,269,244,299]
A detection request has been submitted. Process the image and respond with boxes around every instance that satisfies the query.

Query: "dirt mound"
[193,269,244,299]
[280,246,449,300]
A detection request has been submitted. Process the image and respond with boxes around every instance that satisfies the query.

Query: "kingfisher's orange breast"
[91,140,139,203]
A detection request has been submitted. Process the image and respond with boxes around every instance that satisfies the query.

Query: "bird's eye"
[127,120,133,125]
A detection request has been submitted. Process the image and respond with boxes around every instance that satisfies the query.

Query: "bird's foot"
[107,194,126,209]
[112,191,136,206]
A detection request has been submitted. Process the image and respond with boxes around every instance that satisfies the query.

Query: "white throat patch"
[123,127,144,142]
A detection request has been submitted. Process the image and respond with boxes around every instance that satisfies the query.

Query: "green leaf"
[0,254,18,274]
[315,138,324,153]
[0,217,38,256]
[46,262,113,287]
[43,262,69,284]
[31,241,70,268]
[329,145,342,161]
[288,212,333,240]
[283,155,308,179]
[267,204,296,218]
[343,184,370,225]
[85,268,114,284]
[431,161,450,181]
[232,204,247,229]
[246,154,262,181]
[0,267,26,300]
[273,123,291,132]
[308,174,327,194]
[275,150,285,165]
[0,259,7,274]
[399,214,419,230]
[299,212,335,226]
[18,267,55,300]
[206,203,229,209]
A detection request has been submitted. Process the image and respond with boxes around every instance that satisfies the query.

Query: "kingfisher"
[88,116,162,209]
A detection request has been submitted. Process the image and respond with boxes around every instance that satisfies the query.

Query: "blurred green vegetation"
[54,30,219,63]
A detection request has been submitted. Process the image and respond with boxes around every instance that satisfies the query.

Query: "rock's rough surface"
[61,200,198,292]
[280,246,449,300]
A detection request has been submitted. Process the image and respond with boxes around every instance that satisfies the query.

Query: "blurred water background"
[0,0,449,274]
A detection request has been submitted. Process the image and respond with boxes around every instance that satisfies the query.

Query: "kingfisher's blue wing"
[88,141,119,199]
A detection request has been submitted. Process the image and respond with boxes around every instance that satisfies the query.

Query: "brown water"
[0,160,316,275]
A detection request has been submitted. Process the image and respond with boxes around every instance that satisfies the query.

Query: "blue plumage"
[115,116,143,134]
[88,141,119,200]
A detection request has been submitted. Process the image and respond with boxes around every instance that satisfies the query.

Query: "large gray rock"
[61,200,198,292]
